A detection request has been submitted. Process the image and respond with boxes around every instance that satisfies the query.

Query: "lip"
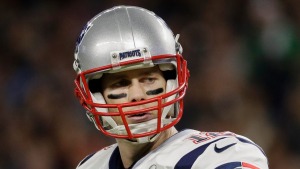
[127,113,153,123]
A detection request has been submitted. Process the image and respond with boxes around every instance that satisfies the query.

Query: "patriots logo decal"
[75,22,93,54]
[119,49,142,60]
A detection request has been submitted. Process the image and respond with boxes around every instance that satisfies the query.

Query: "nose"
[128,80,146,102]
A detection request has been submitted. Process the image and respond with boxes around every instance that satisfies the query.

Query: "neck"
[116,127,178,168]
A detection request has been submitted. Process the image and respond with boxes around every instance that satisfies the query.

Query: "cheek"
[158,78,167,93]
[150,83,166,96]
[111,116,123,125]
[103,89,128,104]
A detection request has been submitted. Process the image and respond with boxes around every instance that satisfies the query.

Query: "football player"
[73,5,269,169]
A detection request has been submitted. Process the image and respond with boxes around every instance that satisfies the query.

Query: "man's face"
[100,66,167,125]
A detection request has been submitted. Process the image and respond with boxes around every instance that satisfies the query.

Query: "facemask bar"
[74,54,189,139]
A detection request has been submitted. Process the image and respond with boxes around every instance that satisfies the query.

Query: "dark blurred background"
[1,0,300,168]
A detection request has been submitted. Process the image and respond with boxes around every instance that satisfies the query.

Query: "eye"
[111,79,130,88]
[141,77,156,84]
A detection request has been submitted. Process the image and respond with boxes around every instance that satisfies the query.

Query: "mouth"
[127,113,153,123]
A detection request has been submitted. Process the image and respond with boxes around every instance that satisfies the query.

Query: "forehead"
[102,66,162,80]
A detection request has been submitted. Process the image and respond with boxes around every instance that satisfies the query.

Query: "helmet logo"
[110,47,152,69]
[119,49,142,60]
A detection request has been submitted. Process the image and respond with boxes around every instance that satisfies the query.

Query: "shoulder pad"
[77,153,96,167]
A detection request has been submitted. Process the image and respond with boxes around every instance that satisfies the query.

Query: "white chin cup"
[107,118,175,143]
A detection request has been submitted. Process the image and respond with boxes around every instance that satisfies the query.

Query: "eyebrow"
[138,69,161,76]
[107,69,159,80]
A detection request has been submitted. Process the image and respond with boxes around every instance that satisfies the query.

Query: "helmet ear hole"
[88,78,102,93]
[162,69,177,81]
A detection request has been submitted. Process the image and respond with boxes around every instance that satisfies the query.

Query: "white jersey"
[76,129,268,169]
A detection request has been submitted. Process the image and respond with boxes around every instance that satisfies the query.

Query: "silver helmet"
[73,6,189,143]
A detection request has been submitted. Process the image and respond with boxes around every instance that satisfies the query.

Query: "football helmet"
[73,6,189,143]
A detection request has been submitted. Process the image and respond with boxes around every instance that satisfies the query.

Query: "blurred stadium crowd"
[1,0,300,168]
